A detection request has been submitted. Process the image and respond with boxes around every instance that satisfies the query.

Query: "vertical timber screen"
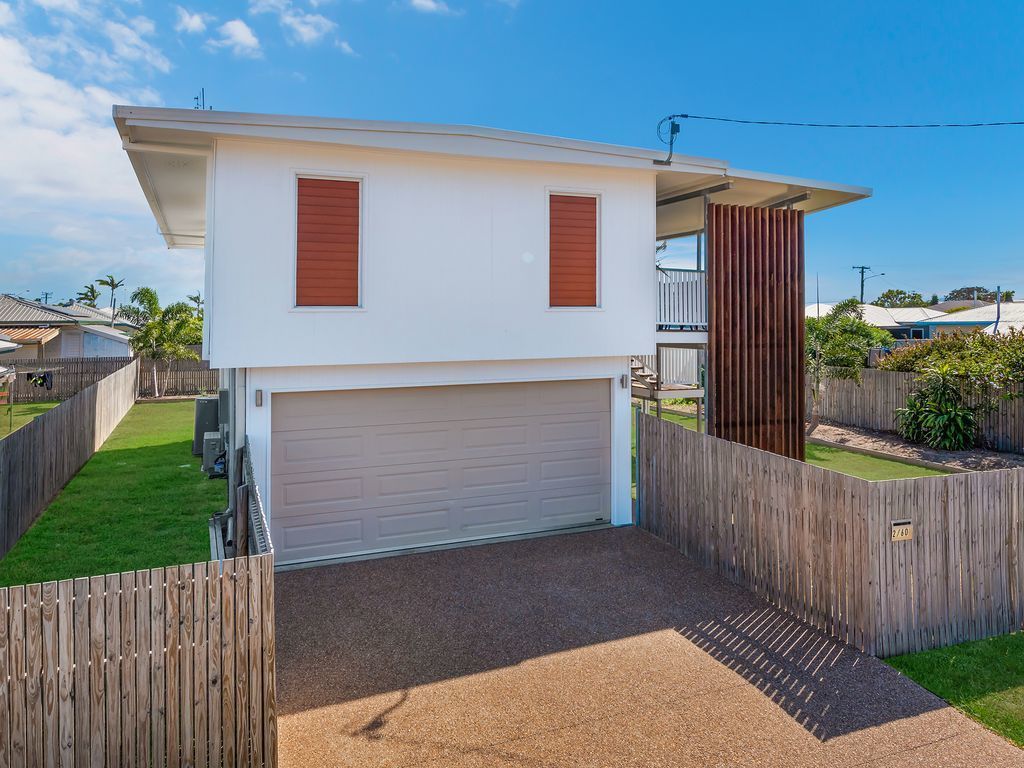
[707,203,805,460]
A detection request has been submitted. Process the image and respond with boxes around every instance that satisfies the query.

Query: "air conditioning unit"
[202,431,224,474]
[193,397,219,456]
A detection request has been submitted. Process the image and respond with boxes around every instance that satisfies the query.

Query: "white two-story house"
[114,106,867,566]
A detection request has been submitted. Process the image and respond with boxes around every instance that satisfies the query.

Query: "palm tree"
[75,284,101,307]
[186,291,204,320]
[118,287,199,397]
[97,275,125,310]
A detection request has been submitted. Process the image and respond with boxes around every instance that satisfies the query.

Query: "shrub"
[895,364,979,451]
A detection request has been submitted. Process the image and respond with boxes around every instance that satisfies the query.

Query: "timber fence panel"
[636,412,1024,656]
[814,368,1024,454]
[10,358,131,404]
[0,360,139,559]
[137,359,219,398]
[0,554,276,767]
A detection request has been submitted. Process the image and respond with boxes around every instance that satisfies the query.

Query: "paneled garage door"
[270,379,611,564]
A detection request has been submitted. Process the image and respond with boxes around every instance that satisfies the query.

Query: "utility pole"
[852,266,871,303]
[39,291,52,304]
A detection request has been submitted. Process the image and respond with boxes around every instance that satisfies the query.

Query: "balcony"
[657,268,707,330]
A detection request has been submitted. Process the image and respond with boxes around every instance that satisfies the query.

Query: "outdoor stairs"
[630,356,659,397]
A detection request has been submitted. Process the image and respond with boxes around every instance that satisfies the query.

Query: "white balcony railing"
[657,268,707,329]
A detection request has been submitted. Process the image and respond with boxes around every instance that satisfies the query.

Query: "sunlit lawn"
[0,401,225,586]
[0,401,60,437]
[888,633,1024,747]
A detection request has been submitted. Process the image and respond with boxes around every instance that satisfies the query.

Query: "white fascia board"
[728,166,873,201]
[114,105,728,173]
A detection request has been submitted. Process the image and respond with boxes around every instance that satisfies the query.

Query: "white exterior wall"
[82,331,130,358]
[244,356,634,528]
[207,139,657,369]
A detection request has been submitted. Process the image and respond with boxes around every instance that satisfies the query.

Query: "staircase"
[630,356,659,397]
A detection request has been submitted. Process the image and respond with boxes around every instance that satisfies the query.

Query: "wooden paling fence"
[0,552,276,767]
[8,356,219,403]
[137,359,219,399]
[10,358,131,404]
[636,412,1024,657]
[0,360,139,558]
[814,368,1024,454]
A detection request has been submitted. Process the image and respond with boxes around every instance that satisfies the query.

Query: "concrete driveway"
[275,527,1021,767]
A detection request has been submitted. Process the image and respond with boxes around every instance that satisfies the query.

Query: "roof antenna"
[194,88,213,110]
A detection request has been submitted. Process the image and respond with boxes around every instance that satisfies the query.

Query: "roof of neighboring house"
[922,302,1024,326]
[0,327,61,344]
[983,320,1024,334]
[804,303,946,329]
[43,303,138,329]
[0,332,20,355]
[930,299,990,312]
[0,295,78,326]
[113,105,872,249]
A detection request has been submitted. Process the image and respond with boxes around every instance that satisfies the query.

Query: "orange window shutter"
[549,194,597,307]
[296,177,360,306]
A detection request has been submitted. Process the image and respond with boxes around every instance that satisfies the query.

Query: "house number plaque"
[891,519,913,542]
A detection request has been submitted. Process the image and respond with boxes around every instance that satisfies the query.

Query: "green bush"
[895,364,979,451]
[878,329,1024,401]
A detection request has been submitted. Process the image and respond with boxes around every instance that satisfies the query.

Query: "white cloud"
[250,0,335,45]
[0,3,15,27]
[0,32,199,302]
[103,19,171,72]
[409,0,457,14]
[208,19,261,57]
[174,6,210,34]
[336,39,356,56]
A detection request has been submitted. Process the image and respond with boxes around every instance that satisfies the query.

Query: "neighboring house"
[116,105,868,566]
[0,295,133,360]
[804,302,946,339]
[920,301,1024,337]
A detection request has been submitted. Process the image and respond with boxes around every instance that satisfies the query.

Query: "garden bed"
[810,420,1024,472]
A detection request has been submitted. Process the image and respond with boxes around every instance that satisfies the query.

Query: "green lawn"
[1,401,60,437]
[0,400,226,587]
[653,408,948,481]
[887,633,1024,747]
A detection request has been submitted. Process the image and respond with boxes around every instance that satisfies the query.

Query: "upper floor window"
[296,177,361,307]
[549,193,598,307]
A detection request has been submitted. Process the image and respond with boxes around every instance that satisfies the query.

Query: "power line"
[658,113,1024,139]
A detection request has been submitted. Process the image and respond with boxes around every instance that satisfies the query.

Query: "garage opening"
[270,379,611,564]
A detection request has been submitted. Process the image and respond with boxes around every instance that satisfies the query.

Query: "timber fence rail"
[0,552,276,767]
[0,360,139,558]
[636,411,1024,657]
[813,368,1024,454]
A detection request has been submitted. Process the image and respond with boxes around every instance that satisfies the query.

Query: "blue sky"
[1,0,1022,307]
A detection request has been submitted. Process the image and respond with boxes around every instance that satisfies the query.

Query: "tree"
[928,293,940,306]
[117,287,199,398]
[75,284,100,307]
[873,289,928,308]
[186,291,203,314]
[806,298,894,434]
[944,286,1015,303]
[97,275,125,310]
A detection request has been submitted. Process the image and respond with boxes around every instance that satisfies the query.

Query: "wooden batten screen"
[296,177,360,307]
[707,203,805,460]
[549,194,597,307]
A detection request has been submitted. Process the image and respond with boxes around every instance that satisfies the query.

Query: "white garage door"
[270,379,611,564]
